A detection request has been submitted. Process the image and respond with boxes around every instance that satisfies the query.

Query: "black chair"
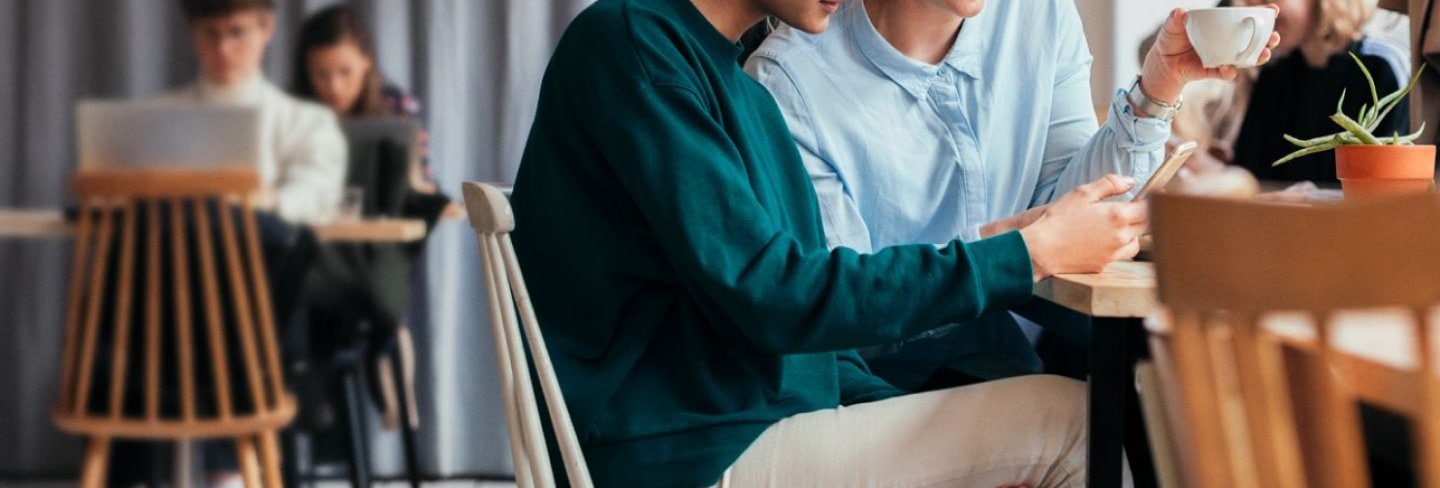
[286,118,430,488]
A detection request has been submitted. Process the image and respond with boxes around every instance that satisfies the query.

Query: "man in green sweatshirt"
[510,0,1148,486]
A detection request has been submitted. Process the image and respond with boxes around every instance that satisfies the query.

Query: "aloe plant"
[1272,52,1427,166]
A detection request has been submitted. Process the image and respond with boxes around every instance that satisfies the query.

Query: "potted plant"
[1273,53,1432,198]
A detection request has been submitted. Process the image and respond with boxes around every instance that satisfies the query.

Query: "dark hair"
[738,18,778,65]
[293,5,386,117]
[179,0,275,21]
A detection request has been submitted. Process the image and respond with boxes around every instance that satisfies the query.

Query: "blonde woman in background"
[1153,0,1410,182]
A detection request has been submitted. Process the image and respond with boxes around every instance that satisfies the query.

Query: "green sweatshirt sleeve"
[836,349,905,404]
[594,84,1034,354]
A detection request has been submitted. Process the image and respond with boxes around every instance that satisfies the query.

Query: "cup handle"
[1237,16,1264,65]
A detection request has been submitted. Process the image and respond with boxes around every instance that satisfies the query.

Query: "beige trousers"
[720,375,1096,487]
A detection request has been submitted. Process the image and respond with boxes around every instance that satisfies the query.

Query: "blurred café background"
[0,0,1417,485]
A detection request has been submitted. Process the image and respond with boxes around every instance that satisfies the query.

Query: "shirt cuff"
[1107,89,1172,153]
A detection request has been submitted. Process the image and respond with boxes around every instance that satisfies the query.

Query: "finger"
[1264,3,1280,15]
[1267,31,1281,48]
[1074,174,1136,202]
[1161,8,1186,35]
[1127,220,1152,237]
[1116,237,1142,261]
[1257,49,1272,65]
[1112,202,1150,225]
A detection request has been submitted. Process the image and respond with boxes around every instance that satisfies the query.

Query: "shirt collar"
[847,0,986,99]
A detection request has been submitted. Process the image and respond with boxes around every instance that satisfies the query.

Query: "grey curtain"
[0,0,592,479]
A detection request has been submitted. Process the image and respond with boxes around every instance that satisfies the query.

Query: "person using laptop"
[106,1,343,486]
[158,0,347,224]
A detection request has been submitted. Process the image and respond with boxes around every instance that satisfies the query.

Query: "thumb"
[1161,8,1186,36]
[1074,174,1136,202]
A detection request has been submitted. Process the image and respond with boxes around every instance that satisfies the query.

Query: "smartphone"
[1132,141,1198,202]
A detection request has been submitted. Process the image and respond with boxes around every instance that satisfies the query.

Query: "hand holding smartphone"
[1132,141,1198,202]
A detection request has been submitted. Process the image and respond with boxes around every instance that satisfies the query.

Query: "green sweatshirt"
[509,0,1035,485]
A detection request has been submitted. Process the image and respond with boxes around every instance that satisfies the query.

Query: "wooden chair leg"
[174,439,195,488]
[236,436,263,488]
[259,430,283,488]
[79,436,110,488]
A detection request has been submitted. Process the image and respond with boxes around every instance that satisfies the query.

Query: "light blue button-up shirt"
[745,0,1170,253]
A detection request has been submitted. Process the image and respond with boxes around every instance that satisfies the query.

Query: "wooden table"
[0,209,70,239]
[1026,261,1161,488]
[0,208,427,243]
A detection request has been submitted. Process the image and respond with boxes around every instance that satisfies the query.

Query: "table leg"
[1089,317,1157,488]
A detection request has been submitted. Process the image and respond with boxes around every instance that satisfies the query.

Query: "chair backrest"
[56,168,294,437]
[341,117,417,217]
[461,181,592,488]
[1150,193,1440,488]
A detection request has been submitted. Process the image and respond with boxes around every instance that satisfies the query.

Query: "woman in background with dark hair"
[294,4,439,194]
[288,7,448,480]
[294,5,405,117]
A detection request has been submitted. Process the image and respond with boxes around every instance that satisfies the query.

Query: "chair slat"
[1166,311,1236,487]
[193,197,235,419]
[477,233,536,488]
[241,204,285,407]
[1412,307,1440,487]
[171,199,198,421]
[106,202,140,419]
[144,201,162,421]
[1201,317,1261,488]
[502,234,593,488]
[486,234,554,488]
[1226,312,1305,488]
[74,205,116,416]
[1289,312,1370,488]
[217,200,268,412]
[58,201,96,409]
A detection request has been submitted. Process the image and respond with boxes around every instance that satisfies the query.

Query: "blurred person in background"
[294,5,442,195]
[159,0,348,224]
[1150,0,1410,184]
[283,5,451,472]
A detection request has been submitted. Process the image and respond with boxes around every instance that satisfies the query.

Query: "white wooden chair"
[461,181,592,488]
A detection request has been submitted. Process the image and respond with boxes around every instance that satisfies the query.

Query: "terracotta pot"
[1335,144,1437,199]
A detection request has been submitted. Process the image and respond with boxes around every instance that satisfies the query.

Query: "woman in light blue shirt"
[746,0,1280,388]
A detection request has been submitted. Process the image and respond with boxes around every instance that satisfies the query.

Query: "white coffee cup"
[1185,7,1277,68]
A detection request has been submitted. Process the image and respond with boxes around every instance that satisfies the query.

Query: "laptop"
[75,100,260,171]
